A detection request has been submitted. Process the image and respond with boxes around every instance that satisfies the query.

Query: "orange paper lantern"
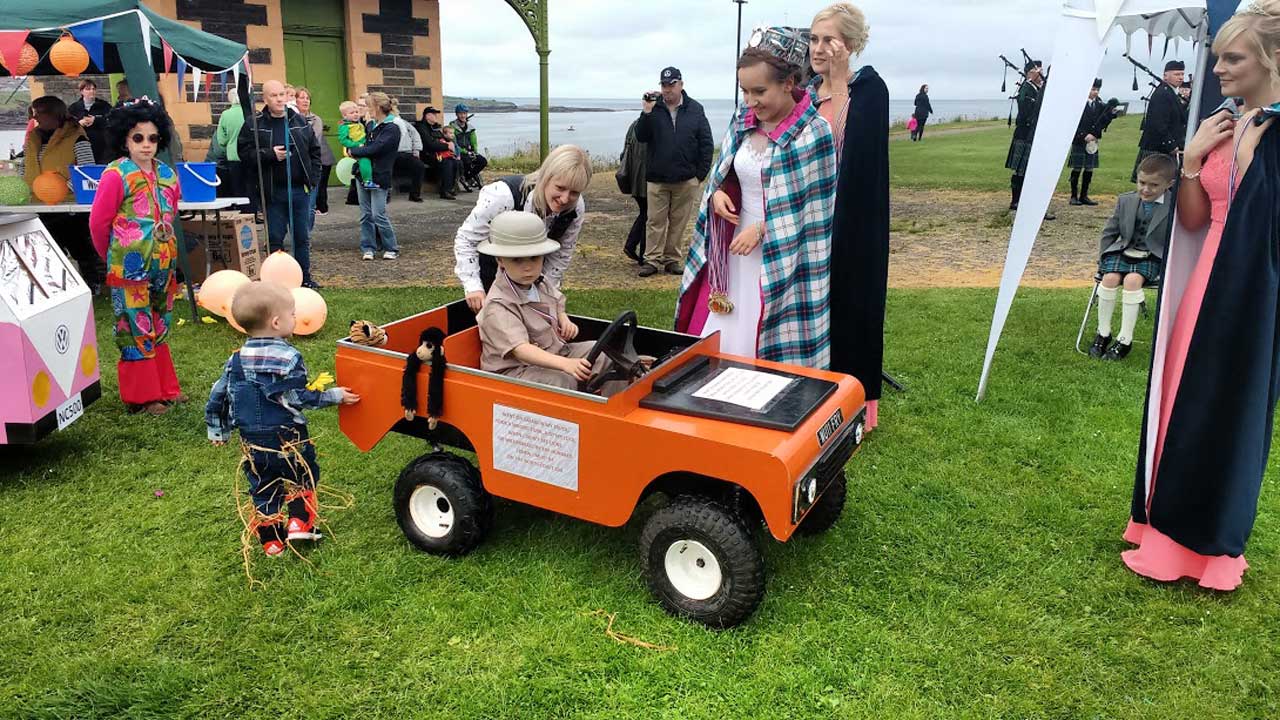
[3,43,39,76]
[49,33,90,77]
[31,171,68,205]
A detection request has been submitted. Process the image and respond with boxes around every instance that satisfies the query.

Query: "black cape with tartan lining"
[822,66,890,401]
[1131,118,1280,557]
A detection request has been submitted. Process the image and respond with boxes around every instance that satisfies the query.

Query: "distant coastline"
[444,96,618,113]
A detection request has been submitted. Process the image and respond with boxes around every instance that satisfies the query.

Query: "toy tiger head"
[348,320,388,347]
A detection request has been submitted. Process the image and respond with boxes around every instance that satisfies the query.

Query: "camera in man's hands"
[643,92,662,103]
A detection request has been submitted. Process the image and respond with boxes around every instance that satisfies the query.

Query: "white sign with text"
[492,404,580,491]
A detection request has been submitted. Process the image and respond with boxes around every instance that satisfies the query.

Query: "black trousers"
[911,116,928,140]
[393,152,425,199]
[315,164,331,213]
[42,213,103,288]
[425,156,459,196]
[625,196,647,261]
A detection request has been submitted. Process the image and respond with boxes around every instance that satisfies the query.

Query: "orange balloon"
[291,286,327,336]
[198,269,250,318]
[2,43,39,76]
[50,34,90,77]
[32,171,68,205]
[260,251,303,289]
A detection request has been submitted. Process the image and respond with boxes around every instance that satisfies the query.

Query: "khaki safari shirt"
[478,270,567,374]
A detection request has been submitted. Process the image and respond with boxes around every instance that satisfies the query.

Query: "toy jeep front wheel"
[639,496,765,628]
[394,453,493,556]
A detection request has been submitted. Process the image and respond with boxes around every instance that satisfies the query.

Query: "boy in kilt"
[1069,79,1122,206]
[1086,153,1177,361]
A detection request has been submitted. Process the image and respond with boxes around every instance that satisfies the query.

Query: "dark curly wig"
[105,98,173,160]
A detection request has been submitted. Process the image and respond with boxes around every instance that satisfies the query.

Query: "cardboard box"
[183,215,263,283]
[0,214,101,444]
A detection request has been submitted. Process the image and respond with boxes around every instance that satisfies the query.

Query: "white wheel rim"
[663,539,723,601]
[409,485,454,539]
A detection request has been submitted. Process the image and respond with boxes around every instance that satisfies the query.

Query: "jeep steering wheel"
[580,310,646,394]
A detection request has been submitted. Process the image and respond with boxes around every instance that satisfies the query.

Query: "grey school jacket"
[1099,190,1172,261]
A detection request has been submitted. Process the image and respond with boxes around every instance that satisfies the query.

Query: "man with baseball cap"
[1132,60,1189,182]
[635,66,713,277]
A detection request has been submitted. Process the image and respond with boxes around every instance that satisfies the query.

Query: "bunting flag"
[190,66,201,101]
[70,19,105,72]
[175,57,186,97]
[137,10,153,68]
[162,39,173,73]
[204,71,213,100]
[0,30,29,73]
[1207,0,1239,36]
[231,62,240,98]
[1162,36,1171,59]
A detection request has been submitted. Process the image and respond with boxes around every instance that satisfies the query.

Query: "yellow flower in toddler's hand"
[307,371,335,392]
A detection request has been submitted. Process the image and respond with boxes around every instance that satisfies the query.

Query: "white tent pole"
[976,12,1109,401]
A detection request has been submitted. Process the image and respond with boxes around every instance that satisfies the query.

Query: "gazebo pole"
[504,0,551,160]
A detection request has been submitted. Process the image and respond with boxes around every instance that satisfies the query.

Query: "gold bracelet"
[1180,167,1201,181]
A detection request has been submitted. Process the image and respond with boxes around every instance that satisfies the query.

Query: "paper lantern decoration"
[49,34,90,77]
[2,43,39,76]
[0,176,29,205]
[197,269,250,318]
[335,157,356,186]
[32,171,68,205]
[260,251,303,289]
[291,287,327,336]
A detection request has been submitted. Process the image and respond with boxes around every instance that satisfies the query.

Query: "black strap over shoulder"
[499,173,577,240]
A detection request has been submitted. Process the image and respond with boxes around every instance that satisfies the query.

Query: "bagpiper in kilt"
[1069,78,1120,206]
[1006,60,1045,210]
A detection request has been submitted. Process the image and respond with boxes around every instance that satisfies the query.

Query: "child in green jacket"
[338,101,376,188]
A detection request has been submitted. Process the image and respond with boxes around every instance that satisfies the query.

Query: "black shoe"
[638,263,659,277]
[1010,202,1019,211]
[408,196,424,203]
[302,279,323,290]
[1045,211,1056,221]
[440,192,457,200]
[1069,197,1083,206]
[664,262,683,276]
[1080,196,1099,206]
[1102,340,1132,361]
[1088,333,1112,359]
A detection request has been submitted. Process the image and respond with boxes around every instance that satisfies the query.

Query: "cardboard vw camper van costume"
[0,214,100,444]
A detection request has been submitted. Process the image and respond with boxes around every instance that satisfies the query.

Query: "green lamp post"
[503,0,551,160]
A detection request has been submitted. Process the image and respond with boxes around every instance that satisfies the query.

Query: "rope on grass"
[584,610,676,652]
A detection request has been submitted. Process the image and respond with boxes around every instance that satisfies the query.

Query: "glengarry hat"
[477,211,561,258]
[1164,60,1186,72]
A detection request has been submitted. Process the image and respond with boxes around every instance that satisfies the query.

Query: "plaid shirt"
[205,337,344,442]
[678,93,837,367]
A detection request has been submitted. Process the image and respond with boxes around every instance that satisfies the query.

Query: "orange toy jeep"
[337,301,866,628]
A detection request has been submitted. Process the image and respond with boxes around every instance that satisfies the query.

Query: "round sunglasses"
[130,133,161,144]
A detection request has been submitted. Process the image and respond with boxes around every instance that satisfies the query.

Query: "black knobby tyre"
[795,472,847,536]
[638,496,765,628]
[393,452,494,556]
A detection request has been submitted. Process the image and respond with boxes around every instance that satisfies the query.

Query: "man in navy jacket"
[635,67,713,277]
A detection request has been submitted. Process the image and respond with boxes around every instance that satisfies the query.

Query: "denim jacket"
[206,338,344,442]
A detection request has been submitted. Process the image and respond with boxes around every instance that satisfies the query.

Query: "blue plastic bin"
[179,162,221,202]
[69,165,106,204]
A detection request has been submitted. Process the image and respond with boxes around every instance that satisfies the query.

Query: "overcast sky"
[438,0,1204,102]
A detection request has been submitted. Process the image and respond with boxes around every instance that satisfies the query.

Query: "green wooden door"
[282,0,346,177]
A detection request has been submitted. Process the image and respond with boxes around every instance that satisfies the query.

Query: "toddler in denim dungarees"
[206,282,360,557]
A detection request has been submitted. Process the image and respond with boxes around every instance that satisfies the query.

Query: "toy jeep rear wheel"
[394,452,493,556]
[795,471,847,536]
[639,496,765,628]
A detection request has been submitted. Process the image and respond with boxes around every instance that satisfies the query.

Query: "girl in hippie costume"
[675,31,837,368]
[89,99,184,416]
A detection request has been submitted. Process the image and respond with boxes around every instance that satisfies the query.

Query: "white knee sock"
[1096,285,1118,338]
[1118,289,1145,344]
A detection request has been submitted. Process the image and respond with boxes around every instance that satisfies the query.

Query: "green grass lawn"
[3,288,1278,719]
[891,114,1145,197]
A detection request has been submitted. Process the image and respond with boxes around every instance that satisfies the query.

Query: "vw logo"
[54,325,70,354]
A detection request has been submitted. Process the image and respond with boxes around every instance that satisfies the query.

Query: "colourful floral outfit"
[89,158,183,406]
